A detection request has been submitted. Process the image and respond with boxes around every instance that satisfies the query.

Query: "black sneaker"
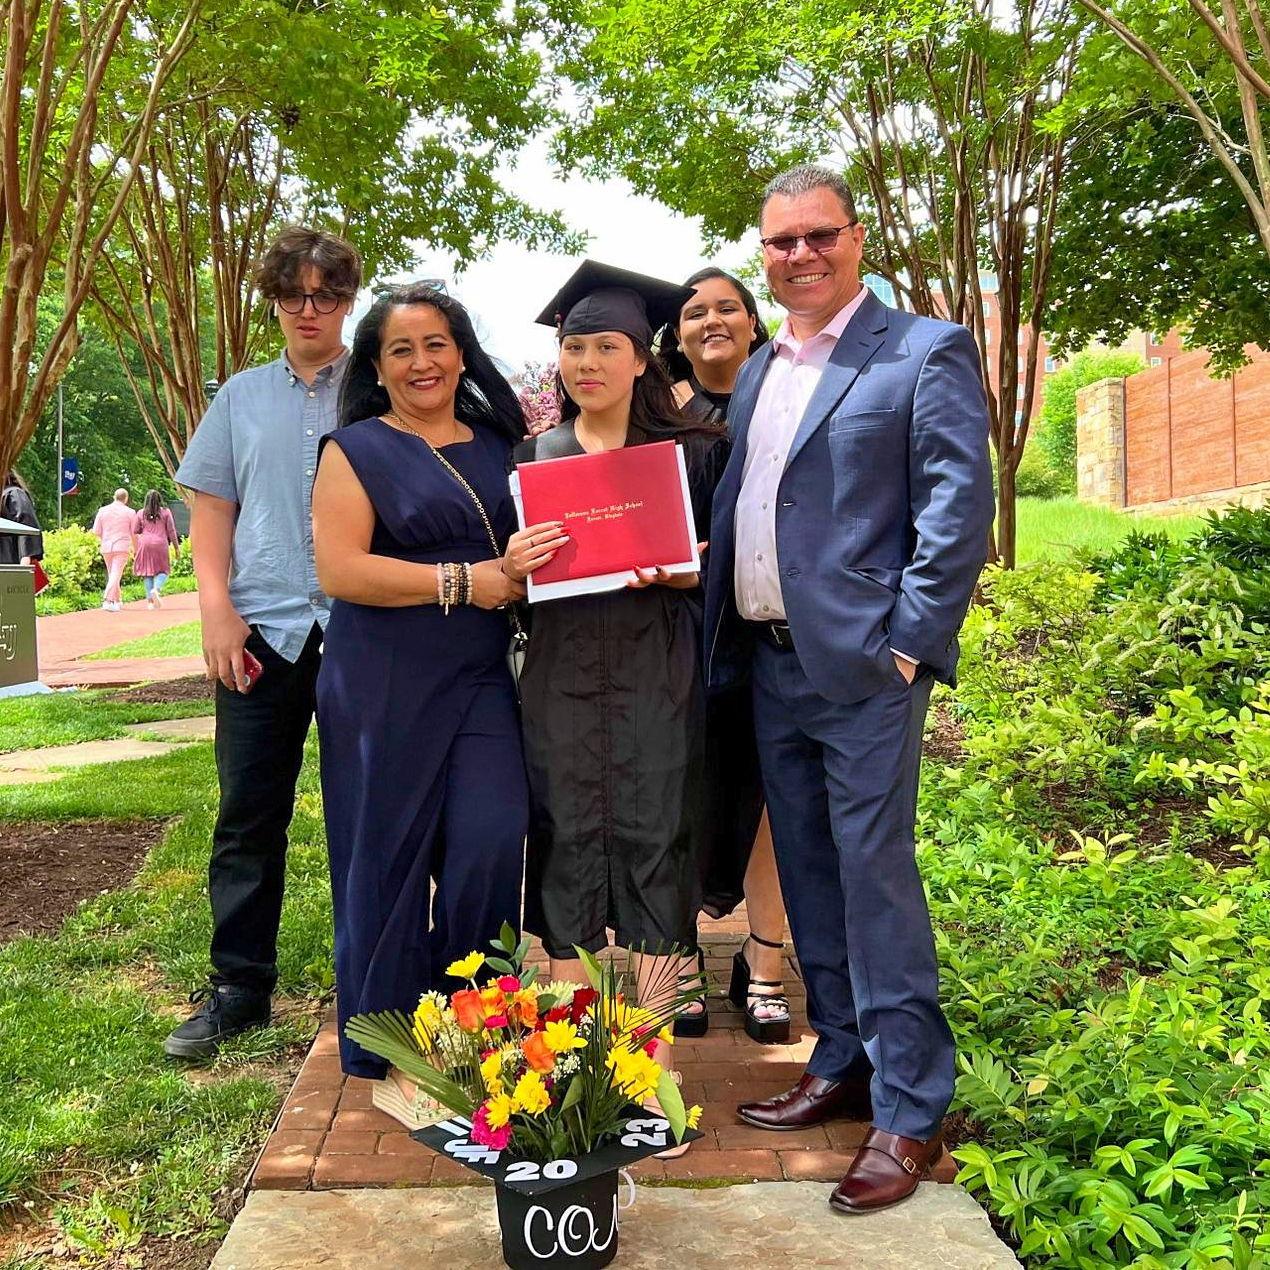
[163,984,271,1060]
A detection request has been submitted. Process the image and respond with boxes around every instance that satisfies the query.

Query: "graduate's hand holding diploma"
[626,541,708,590]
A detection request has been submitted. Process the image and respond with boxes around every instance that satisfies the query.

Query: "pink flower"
[485,1013,510,1029]
[471,1102,513,1151]
[498,975,521,993]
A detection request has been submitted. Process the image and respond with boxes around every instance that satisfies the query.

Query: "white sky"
[350,150,764,375]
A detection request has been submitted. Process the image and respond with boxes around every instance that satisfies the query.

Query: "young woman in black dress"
[658,268,793,1045]
[505,263,726,1154]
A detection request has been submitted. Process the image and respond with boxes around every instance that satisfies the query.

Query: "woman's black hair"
[141,489,165,522]
[338,283,525,445]
[555,333,718,440]
[656,267,770,384]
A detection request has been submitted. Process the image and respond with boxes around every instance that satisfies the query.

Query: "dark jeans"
[209,623,322,994]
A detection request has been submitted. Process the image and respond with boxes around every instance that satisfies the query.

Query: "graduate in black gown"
[504,263,726,1150]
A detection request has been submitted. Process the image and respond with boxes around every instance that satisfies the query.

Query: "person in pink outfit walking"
[91,489,137,611]
[132,490,181,609]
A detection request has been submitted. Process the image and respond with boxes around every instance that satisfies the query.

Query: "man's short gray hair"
[761,165,857,222]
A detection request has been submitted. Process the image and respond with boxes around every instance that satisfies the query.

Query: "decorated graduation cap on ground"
[536,260,696,347]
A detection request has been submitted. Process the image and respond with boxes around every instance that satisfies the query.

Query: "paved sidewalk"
[37,591,204,687]
[214,1182,1020,1269]
[252,912,958,1192]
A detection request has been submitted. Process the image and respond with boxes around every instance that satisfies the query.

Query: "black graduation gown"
[515,421,728,959]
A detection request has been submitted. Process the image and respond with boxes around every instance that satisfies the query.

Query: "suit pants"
[210,624,322,994]
[752,641,954,1140]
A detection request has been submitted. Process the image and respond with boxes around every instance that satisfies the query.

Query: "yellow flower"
[685,1105,702,1130]
[512,1071,551,1116]
[485,1092,514,1129]
[606,1045,661,1104]
[446,951,486,980]
[480,1051,504,1093]
[542,1019,587,1055]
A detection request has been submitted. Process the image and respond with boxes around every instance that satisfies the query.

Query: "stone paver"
[37,591,203,687]
[0,716,214,785]
[253,919,958,1192]
[123,716,215,741]
[0,736,187,784]
[213,1182,1020,1269]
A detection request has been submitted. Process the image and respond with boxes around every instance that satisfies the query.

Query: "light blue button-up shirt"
[175,350,347,662]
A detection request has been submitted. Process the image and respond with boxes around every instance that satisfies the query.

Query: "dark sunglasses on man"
[760,222,858,257]
[276,289,347,315]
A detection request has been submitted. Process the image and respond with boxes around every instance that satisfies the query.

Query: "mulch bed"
[105,675,214,705]
[0,820,167,944]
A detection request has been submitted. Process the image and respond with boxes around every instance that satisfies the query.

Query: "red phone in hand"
[240,650,264,693]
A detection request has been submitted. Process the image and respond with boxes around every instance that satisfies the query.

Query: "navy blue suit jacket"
[704,290,995,706]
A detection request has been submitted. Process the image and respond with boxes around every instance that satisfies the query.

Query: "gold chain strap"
[384,413,525,638]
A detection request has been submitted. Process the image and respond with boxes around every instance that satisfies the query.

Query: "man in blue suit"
[704,164,994,1212]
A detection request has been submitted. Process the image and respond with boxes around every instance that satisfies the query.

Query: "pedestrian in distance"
[132,490,180,609]
[91,489,136,611]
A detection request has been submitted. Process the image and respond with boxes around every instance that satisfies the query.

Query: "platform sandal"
[672,945,709,1039]
[728,932,791,1044]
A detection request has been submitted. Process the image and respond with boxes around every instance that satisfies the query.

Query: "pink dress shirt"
[734,289,870,620]
[91,501,137,555]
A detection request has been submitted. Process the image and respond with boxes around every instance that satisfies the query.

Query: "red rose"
[569,987,599,1025]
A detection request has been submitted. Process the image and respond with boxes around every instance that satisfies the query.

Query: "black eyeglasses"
[276,290,346,315]
[759,223,857,257]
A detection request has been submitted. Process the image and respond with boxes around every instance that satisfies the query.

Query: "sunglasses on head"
[759,223,857,257]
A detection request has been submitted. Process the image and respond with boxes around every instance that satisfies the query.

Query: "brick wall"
[1078,349,1270,513]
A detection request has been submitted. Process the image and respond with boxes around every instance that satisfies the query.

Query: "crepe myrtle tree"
[0,0,198,480]
[545,0,1110,566]
[87,0,578,481]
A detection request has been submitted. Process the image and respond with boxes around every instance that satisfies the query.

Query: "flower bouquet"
[344,925,703,1270]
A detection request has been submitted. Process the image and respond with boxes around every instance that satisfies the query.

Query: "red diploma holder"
[511,440,701,603]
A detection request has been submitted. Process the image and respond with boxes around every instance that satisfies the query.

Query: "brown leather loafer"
[737,1072,873,1130]
[829,1127,943,1213]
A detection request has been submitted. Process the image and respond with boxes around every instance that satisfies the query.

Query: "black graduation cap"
[536,260,696,347]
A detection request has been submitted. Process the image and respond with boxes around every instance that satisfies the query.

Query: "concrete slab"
[122,715,215,741]
[0,737,185,784]
[212,1181,1019,1270]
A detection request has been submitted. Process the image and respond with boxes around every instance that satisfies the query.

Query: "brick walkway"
[37,591,204,686]
[252,913,956,1192]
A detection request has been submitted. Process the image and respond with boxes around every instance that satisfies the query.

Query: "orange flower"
[452,989,486,1032]
[513,990,540,1028]
[480,984,506,1014]
[522,1031,556,1073]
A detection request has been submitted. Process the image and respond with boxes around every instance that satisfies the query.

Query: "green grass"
[1016,496,1204,563]
[0,687,213,754]
[0,734,331,1257]
[84,620,203,662]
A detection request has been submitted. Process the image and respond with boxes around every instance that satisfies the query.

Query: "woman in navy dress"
[311,283,533,1126]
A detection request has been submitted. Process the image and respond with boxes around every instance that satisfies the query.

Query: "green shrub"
[168,536,194,579]
[931,507,1270,1264]
[1014,440,1066,499]
[38,525,104,598]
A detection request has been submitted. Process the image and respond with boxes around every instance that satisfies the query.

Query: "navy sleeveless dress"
[316,416,528,1079]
